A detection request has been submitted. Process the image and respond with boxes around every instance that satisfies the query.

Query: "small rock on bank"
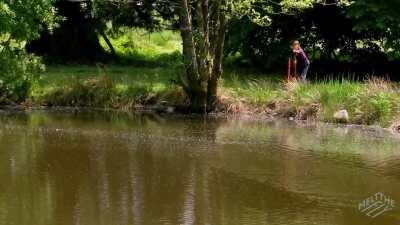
[334,109,349,123]
[391,121,400,134]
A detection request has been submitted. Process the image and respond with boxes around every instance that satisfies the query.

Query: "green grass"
[29,64,400,127]
[222,76,400,126]
[24,28,400,127]
[100,28,182,66]
[30,65,184,108]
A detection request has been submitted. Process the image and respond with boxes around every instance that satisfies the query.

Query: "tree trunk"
[207,12,226,112]
[100,30,116,57]
[178,0,226,113]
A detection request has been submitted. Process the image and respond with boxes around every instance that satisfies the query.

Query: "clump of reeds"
[365,76,396,93]
[42,75,114,107]
[283,79,301,92]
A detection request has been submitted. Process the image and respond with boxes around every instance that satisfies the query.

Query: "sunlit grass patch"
[222,71,281,105]
[100,28,183,66]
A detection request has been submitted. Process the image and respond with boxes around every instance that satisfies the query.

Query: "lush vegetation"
[226,0,400,72]
[99,29,182,66]
[1,0,400,128]
[22,29,398,127]
[0,0,55,103]
[30,68,399,127]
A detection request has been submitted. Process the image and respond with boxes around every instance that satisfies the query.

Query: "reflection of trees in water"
[216,120,400,215]
[60,114,223,225]
[2,113,400,225]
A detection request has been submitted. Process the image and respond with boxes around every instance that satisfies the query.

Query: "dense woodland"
[1,0,400,114]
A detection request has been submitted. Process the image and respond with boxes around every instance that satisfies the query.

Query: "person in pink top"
[291,40,310,81]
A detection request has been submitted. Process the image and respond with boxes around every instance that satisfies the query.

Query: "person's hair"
[292,40,300,45]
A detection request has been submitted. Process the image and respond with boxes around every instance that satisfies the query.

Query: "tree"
[348,0,400,58]
[225,0,400,75]
[28,0,170,61]
[92,0,168,57]
[176,0,328,112]
[177,0,226,112]
[0,0,55,102]
[225,1,357,69]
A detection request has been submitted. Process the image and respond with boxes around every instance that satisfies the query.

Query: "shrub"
[0,49,44,103]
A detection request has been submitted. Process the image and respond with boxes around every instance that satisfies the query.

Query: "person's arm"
[304,53,310,65]
[300,49,310,65]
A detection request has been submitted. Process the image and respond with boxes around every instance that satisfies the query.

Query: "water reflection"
[0,110,399,225]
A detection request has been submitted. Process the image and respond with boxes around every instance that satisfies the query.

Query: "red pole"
[287,58,291,82]
[293,53,298,80]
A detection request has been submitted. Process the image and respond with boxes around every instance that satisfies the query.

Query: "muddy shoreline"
[1,104,399,138]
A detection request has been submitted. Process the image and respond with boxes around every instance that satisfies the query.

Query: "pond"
[0,110,399,225]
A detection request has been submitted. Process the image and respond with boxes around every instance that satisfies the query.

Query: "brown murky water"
[0,110,399,225]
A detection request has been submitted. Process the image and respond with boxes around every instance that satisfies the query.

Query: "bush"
[0,48,44,103]
[0,0,55,103]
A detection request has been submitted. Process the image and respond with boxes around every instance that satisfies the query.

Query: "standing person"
[291,40,310,82]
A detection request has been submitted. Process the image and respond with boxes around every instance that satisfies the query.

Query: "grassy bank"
[17,29,398,128]
[27,64,400,128]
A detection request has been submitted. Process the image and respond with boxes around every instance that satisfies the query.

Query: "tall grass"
[223,77,400,126]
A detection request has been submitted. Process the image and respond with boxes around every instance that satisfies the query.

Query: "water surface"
[0,110,399,225]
